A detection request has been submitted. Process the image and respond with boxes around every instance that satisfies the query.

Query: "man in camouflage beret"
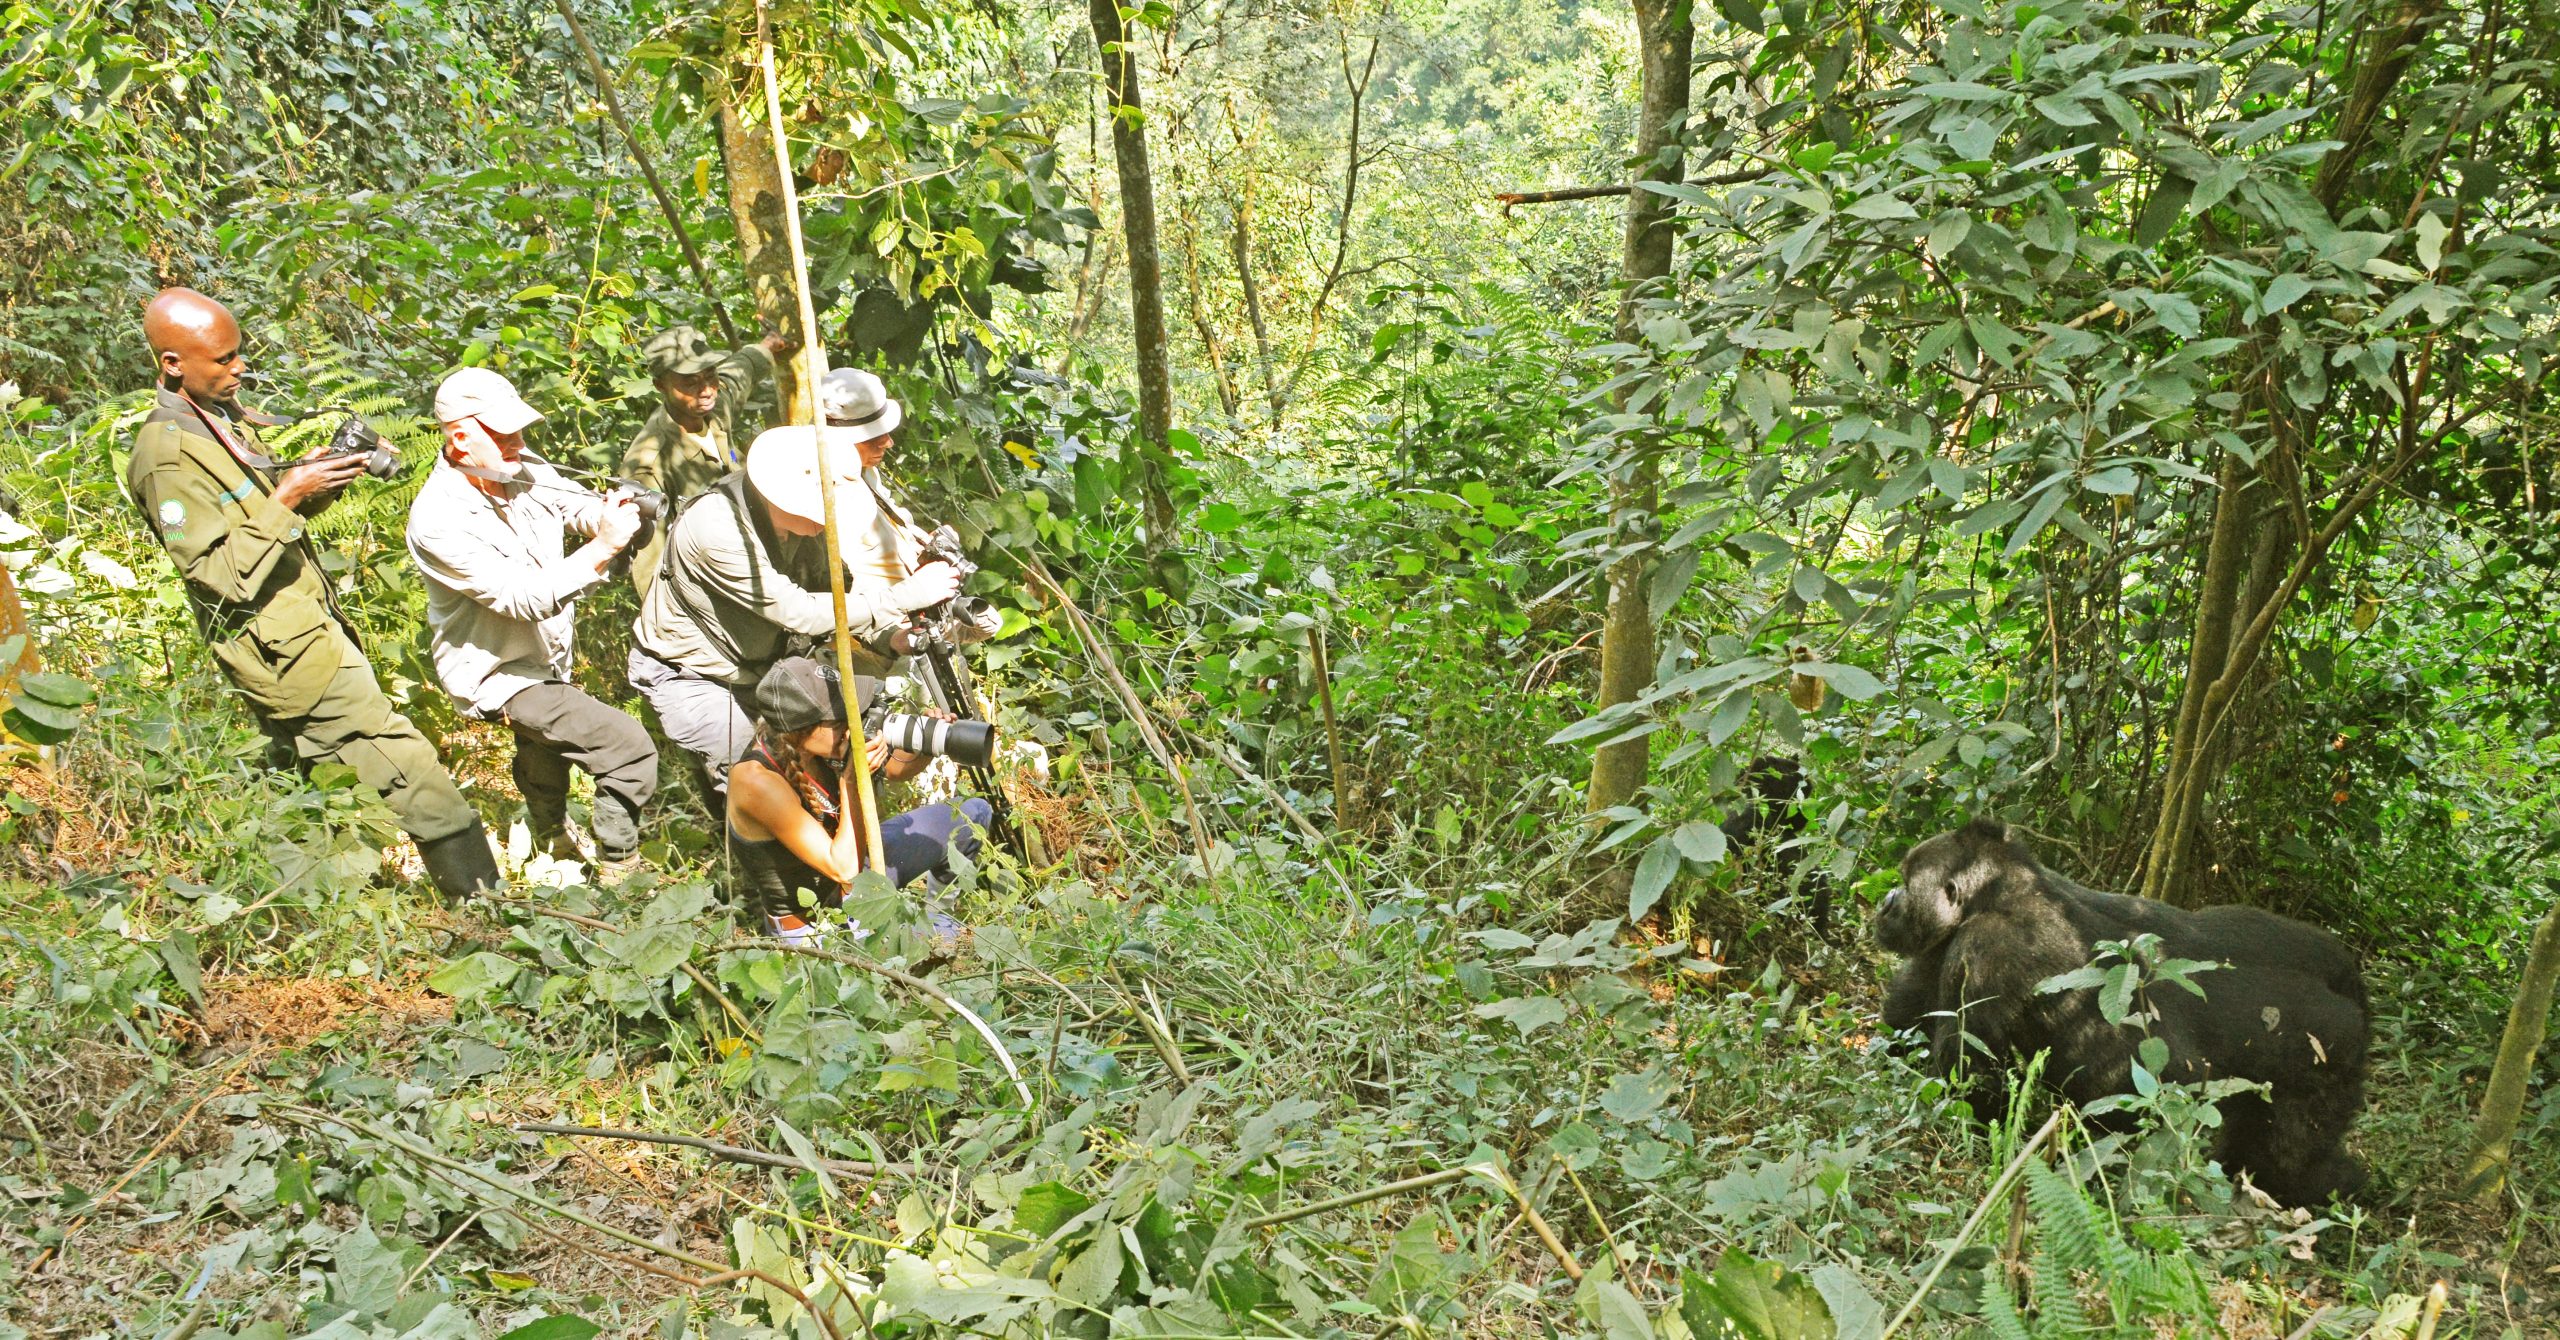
[617,322,797,595]
[124,288,499,900]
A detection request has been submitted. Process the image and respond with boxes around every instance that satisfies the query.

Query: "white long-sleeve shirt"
[406,455,609,718]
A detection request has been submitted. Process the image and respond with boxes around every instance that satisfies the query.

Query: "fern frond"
[1978,1266,2037,1340]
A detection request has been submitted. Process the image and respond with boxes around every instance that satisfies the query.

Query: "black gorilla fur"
[1724,756,1838,935]
[1874,818,2368,1205]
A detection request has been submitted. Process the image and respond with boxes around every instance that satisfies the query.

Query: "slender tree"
[2464,878,2560,1204]
[1088,0,1179,546]
[2137,0,2448,901]
[1586,0,1694,829]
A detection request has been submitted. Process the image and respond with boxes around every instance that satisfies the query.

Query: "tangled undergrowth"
[0,657,2550,1340]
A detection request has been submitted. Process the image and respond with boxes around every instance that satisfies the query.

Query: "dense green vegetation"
[3,0,2558,1335]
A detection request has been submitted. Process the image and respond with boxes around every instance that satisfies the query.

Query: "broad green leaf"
[15,672,90,706]
[1199,501,1244,533]
[1012,1181,1093,1236]
[1674,820,1729,865]
[1598,1066,1676,1123]
[495,1318,600,1340]
[1630,837,1682,921]
[1917,81,2007,101]
[1472,994,1568,1038]
[2260,273,2312,315]
[1679,1250,1837,1340]
[1792,662,1884,701]
[1576,1274,1657,1340]
[425,951,521,1001]
[1843,193,1917,221]
[2031,94,2096,126]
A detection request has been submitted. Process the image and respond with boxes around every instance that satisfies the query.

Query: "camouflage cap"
[644,324,725,378]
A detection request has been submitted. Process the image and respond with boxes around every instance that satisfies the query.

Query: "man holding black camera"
[617,323,796,596]
[408,368,657,882]
[628,417,963,799]
[814,368,1003,650]
[125,288,499,900]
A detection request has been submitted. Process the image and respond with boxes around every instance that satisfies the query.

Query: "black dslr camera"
[319,412,403,480]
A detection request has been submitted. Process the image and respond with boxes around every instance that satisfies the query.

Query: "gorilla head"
[1873,818,2031,955]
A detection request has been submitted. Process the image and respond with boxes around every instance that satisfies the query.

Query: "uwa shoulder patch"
[158,499,186,531]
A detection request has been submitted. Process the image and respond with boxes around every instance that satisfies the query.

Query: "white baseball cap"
[433,366,544,434]
[816,367,901,439]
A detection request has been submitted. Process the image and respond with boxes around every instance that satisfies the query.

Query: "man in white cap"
[628,415,963,799]
[408,367,656,880]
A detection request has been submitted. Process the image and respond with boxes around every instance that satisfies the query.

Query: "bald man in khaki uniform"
[125,288,499,899]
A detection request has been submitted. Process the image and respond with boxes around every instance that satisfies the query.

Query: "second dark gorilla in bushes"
[1874,819,2368,1206]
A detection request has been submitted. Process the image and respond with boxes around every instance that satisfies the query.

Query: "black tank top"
[729,734,848,922]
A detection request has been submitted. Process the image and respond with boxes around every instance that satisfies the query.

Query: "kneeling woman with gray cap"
[728,656,991,945]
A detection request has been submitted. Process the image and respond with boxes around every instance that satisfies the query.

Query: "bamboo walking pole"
[757,1,887,871]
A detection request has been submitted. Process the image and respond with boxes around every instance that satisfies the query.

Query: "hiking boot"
[768,914,823,948]
[596,853,643,886]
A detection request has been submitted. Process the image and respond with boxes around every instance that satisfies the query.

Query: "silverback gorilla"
[1874,819,2368,1205]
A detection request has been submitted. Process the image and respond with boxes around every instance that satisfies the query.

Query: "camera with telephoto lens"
[322,413,403,480]
[907,523,990,647]
[867,703,996,770]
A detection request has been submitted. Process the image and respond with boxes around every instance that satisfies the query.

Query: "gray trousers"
[500,682,658,859]
[627,647,756,799]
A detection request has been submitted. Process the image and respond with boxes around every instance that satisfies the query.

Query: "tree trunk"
[1232,194,1281,424]
[1585,0,1692,829]
[2140,461,2255,901]
[2136,0,2441,901]
[716,97,798,410]
[2463,883,2560,1205]
[1087,0,1179,546]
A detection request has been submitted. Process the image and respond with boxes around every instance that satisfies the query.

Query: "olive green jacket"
[126,388,349,718]
[617,343,775,596]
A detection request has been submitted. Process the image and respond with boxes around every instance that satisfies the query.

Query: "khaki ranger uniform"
[617,325,776,596]
[125,388,478,845]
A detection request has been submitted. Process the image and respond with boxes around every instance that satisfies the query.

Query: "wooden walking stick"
[757,0,887,871]
[552,0,742,347]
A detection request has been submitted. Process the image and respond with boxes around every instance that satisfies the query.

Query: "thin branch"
[551,0,739,346]
[1494,167,1772,209]
[514,1122,920,1178]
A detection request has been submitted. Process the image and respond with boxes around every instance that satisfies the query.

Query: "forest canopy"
[2,0,2558,1335]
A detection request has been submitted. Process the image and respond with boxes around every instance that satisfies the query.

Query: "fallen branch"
[712,937,1036,1110]
[1494,167,1772,209]
[514,1122,919,1179]
[1243,1163,1581,1281]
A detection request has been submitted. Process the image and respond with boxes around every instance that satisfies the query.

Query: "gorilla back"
[1875,819,2368,1206]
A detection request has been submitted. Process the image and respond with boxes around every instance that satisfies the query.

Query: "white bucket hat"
[745,425,879,557]
[816,367,901,439]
